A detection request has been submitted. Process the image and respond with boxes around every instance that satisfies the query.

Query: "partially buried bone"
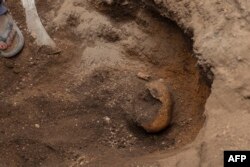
[141,79,173,133]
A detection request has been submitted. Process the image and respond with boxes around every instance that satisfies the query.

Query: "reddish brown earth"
[0,0,213,166]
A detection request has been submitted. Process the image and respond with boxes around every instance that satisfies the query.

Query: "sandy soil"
[147,0,250,167]
[0,0,249,167]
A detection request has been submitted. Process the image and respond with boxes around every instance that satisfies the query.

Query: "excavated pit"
[0,0,213,166]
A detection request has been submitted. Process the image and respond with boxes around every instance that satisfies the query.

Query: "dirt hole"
[0,0,212,166]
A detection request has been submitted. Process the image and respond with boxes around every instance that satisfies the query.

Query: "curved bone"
[142,79,173,133]
[21,0,55,47]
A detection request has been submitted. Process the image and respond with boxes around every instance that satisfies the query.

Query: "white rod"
[21,0,55,47]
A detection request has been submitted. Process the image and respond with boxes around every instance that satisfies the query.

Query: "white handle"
[21,0,55,47]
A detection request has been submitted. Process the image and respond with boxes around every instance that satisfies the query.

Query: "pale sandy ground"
[41,0,250,166]
[149,0,250,166]
[2,0,249,166]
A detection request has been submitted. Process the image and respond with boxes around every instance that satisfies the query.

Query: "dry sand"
[151,0,250,166]
[0,0,249,166]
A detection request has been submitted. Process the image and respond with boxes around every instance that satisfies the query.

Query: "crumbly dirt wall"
[152,0,250,166]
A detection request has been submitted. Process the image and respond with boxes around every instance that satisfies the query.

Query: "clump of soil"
[91,0,141,20]
[0,0,212,166]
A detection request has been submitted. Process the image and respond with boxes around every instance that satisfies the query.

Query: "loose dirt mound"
[0,0,211,166]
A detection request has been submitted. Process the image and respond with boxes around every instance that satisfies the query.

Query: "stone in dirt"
[103,116,111,124]
[137,72,151,81]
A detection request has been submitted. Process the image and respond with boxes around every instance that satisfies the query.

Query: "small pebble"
[137,72,151,81]
[35,124,40,128]
[103,116,111,124]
